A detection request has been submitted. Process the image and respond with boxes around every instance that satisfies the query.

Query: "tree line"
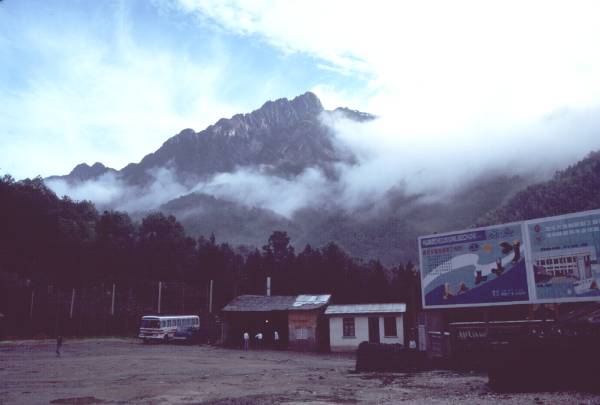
[0,174,420,312]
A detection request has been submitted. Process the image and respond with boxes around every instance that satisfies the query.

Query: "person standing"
[274,330,280,349]
[243,331,250,351]
[56,335,63,357]
[255,332,263,350]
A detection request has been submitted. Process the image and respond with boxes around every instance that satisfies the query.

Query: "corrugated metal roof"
[222,295,296,312]
[324,303,406,315]
[290,294,331,310]
[222,294,331,312]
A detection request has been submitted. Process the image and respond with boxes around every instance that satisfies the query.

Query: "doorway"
[368,317,380,343]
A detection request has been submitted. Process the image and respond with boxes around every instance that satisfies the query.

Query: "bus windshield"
[141,319,161,328]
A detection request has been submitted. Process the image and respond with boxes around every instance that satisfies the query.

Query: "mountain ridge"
[49,92,375,186]
[43,91,597,266]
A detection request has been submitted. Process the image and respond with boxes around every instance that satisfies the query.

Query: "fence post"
[70,288,76,319]
[111,283,116,316]
[30,289,35,318]
[209,280,214,314]
[157,281,162,314]
[181,284,185,312]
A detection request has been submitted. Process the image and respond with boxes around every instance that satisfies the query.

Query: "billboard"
[527,211,600,303]
[419,223,530,308]
[419,209,600,308]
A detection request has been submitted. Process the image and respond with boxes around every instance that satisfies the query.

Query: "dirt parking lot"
[1,338,600,405]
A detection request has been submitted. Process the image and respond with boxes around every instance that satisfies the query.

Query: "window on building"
[295,327,308,340]
[384,317,397,337]
[343,318,355,337]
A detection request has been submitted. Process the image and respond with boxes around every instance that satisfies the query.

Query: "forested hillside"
[479,151,600,225]
[0,174,418,309]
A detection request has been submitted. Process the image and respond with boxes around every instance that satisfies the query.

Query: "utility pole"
[111,283,116,316]
[29,289,35,318]
[209,280,214,313]
[54,286,60,338]
[181,284,185,312]
[69,288,76,319]
[157,281,162,314]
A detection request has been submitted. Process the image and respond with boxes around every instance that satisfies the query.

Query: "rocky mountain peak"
[67,162,113,181]
[51,92,370,185]
[290,91,324,114]
[333,107,376,122]
[208,92,325,138]
[258,92,323,115]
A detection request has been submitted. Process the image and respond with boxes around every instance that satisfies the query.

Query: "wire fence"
[0,273,212,339]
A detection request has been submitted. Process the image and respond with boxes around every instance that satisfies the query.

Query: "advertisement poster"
[527,211,600,302]
[419,224,530,308]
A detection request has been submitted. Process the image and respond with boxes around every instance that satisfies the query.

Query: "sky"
[3,0,600,190]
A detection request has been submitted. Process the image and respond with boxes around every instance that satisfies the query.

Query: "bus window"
[141,319,160,328]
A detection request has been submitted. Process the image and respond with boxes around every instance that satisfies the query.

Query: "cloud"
[0,1,245,180]
[172,1,600,126]
[27,1,600,221]
[46,102,600,221]
[323,106,600,208]
[46,173,125,207]
[46,166,188,213]
[46,163,334,218]
[192,167,334,217]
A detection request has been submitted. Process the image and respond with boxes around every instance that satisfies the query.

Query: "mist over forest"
[0,174,419,310]
[40,93,600,265]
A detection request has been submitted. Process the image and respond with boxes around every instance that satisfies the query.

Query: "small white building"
[325,303,406,352]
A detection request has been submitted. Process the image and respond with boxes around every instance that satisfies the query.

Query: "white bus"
[138,315,200,343]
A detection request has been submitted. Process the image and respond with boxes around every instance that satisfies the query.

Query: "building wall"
[222,311,289,348]
[329,314,404,352]
[288,310,319,351]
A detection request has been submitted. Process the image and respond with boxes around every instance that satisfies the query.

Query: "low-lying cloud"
[327,105,600,206]
[46,102,600,221]
[47,167,188,213]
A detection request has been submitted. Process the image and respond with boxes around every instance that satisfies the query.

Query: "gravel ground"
[1,338,600,404]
